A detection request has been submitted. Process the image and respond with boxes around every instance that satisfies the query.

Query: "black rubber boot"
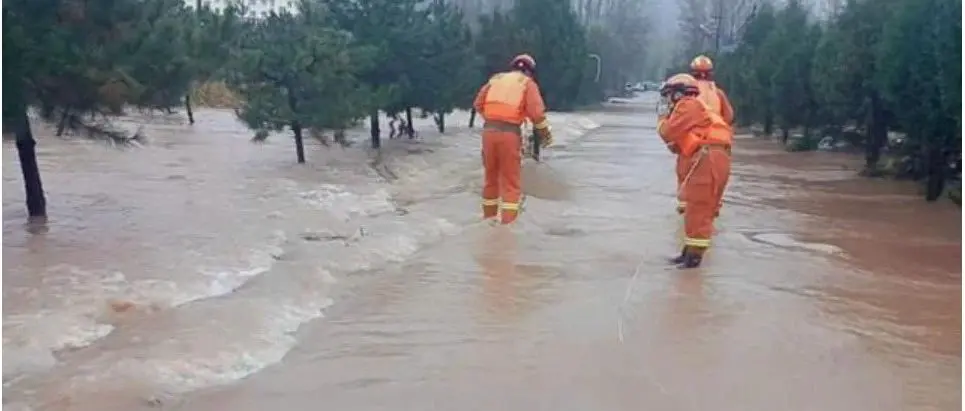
[668,247,688,265]
[678,253,703,269]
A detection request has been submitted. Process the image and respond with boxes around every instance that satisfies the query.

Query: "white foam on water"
[7,291,337,407]
[194,230,288,300]
[2,231,289,384]
[299,183,397,220]
[753,232,844,255]
[99,295,335,394]
[111,213,466,395]
[2,108,603,406]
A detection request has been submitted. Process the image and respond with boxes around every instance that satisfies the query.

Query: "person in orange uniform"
[473,54,553,224]
[657,74,733,268]
[680,55,734,217]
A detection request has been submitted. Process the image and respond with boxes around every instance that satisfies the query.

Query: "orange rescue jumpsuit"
[659,96,733,255]
[473,71,549,224]
[675,80,734,216]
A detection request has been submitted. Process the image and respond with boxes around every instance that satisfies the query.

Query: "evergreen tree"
[475,11,524,79]
[766,0,814,142]
[226,0,374,163]
[811,0,895,171]
[717,2,777,131]
[710,0,961,201]
[3,0,194,219]
[184,1,246,124]
[471,11,523,127]
[323,0,429,149]
[876,0,961,199]
[411,0,479,133]
[511,0,590,110]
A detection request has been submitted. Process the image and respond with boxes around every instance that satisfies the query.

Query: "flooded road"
[3,95,960,410]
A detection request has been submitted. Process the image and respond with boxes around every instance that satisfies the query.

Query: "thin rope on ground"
[617,258,678,343]
[615,258,673,396]
[617,258,647,343]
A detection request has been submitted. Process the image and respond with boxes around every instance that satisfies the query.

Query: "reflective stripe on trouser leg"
[481,130,502,219]
[500,201,520,225]
[684,237,711,247]
[493,129,523,225]
[682,147,729,254]
[482,198,499,218]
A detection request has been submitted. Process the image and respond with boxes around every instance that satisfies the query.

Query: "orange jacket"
[657,96,733,157]
[473,71,549,130]
[696,80,735,125]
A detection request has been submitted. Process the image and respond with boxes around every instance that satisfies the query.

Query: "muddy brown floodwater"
[3,95,960,411]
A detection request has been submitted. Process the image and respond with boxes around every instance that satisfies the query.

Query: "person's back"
[472,54,553,224]
[690,55,734,125]
[696,80,721,114]
[476,71,538,126]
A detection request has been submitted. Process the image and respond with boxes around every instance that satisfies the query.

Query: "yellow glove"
[535,126,553,148]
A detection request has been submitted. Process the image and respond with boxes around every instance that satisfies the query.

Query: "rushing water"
[3,96,959,411]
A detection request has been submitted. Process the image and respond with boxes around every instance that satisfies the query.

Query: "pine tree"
[713,0,960,201]
[184,1,246,124]
[323,0,429,149]
[876,0,960,199]
[3,0,194,220]
[411,0,479,133]
[227,0,374,163]
[766,0,814,142]
[510,0,590,110]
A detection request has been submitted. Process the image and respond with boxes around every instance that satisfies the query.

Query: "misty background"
[225,0,841,82]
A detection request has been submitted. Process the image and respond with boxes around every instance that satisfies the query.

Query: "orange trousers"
[675,154,689,213]
[481,129,523,224]
[680,146,731,253]
[676,154,725,216]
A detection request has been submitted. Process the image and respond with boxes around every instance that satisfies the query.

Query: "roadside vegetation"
[3,0,651,219]
[703,0,960,203]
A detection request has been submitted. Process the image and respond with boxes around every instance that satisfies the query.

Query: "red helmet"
[690,55,714,73]
[510,54,537,72]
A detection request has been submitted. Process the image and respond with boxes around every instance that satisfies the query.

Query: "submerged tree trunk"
[334,129,348,146]
[286,89,304,163]
[291,121,306,163]
[763,108,774,136]
[864,92,887,171]
[369,111,381,150]
[185,94,195,125]
[469,108,477,128]
[404,107,415,138]
[13,102,47,219]
[434,112,445,133]
[924,142,945,202]
[56,107,71,136]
